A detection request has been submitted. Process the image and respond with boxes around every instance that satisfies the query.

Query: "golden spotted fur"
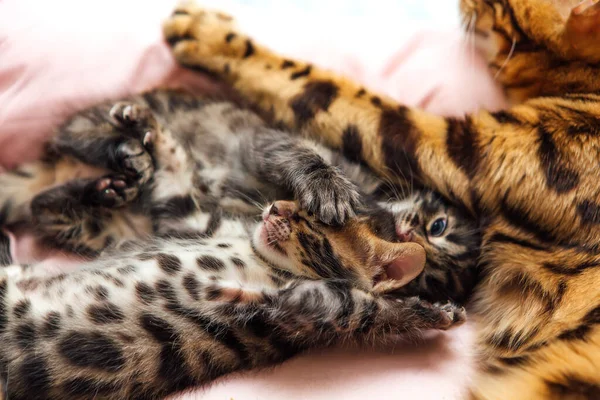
[162,1,600,399]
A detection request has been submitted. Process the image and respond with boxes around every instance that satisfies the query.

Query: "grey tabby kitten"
[0,89,481,303]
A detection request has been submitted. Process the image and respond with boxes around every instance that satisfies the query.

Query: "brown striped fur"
[162,2,600,398]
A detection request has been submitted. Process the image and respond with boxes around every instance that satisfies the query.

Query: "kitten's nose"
[269,201,298,218]
[397,230,414,242]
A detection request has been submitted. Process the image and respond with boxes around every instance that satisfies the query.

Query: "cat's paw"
[297,167,361,225]
[399,297,467,331]
[109,102,157,149]
[114,140,154,185]
[163,2,249,70]
[84,175,139,208]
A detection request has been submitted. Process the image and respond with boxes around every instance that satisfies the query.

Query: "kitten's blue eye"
[429,217,447,237]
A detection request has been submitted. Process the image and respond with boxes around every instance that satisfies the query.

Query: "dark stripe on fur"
[445,117,480,179]
[379,106,421,179]
[289,80,339,127]
[537,125,580,193]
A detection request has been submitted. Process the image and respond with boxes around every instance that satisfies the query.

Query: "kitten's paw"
[115,140,154,185]
[163,2,248,70]
[109,102,157,150]
[436,302,467,327]
[85,175,139,208]
[297,167,361,225]
[399,297,467,330]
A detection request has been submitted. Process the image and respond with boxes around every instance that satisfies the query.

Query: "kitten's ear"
[374,241,425,288]
[564,0,600,61]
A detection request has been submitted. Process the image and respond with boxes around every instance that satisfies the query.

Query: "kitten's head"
[374,190,481,303]
[252,200,426,294]
[460,0,600,101]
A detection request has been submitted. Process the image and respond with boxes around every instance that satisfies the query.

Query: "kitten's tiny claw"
[110,102,143,127]
[143,131,154,149]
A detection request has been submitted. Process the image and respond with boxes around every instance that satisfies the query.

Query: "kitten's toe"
[115,140,154,184]
[431,302,467,330]
[110,102,143,127]
[86,175,139,208]
[438,302,467,326]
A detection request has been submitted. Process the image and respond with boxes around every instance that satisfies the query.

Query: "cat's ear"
[564,0,600,61]
[373,241,425,289]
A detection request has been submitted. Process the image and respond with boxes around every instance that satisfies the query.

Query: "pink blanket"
[0,0,506,398]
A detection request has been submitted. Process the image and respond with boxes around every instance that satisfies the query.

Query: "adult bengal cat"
[162,1,600,399]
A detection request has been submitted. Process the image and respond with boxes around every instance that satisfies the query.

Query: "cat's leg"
[163,5,600,242]
[239,128,361,225]
[30,176,149,256]
[232,279,466,347]
[0,102,157,229]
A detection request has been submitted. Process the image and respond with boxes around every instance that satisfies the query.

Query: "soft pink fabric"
[0,0,506,398]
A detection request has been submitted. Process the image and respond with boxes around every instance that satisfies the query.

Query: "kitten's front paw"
[297,167,361,225]
[84,175,139,208]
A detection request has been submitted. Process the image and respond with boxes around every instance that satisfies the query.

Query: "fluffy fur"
[0,89,480,304]
[161,2,600,398]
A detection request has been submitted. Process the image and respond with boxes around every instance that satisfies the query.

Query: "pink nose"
[396,231,414,242]
[269,201,298,219]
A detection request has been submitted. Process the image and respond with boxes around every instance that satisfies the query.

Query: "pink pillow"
[0,0,506,399]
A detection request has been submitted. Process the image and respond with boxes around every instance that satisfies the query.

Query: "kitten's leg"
[0,160,64,227]
[240,128,361,225]
[0,262,464,400]
[30,176,144,256]
[236,279,466,347]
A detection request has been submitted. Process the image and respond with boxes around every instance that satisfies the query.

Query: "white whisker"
[494,36,516,80]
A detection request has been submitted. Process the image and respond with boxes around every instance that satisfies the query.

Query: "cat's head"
[460,0,600,101]
[252,200,426,294]
[373,190,481,303]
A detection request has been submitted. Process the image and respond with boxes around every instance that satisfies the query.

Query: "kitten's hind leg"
[227,279,466,347]
[30,176,147,256]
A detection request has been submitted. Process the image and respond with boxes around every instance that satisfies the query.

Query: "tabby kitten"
[375,191,480,303]
[0,89,481,303]
[0,199,464,400]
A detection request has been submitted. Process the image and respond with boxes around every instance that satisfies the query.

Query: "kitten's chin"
[251,222,295,271]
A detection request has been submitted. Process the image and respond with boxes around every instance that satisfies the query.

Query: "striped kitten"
[0,200,464,400]
[0,89,481,303]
